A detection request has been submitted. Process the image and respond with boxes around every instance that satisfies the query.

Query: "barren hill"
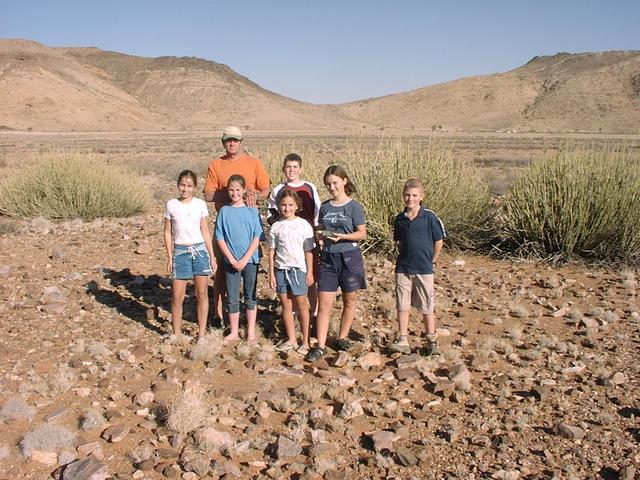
[1,39,639,133]
[0,39,360,132]
[337,51,640,134]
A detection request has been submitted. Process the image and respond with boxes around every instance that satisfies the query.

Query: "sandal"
[305,346,327,362]
[275,341,297,353]
[335,338,354,352]
[295,344,310,356]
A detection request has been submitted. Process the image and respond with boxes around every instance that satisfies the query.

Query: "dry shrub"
[20,424,76,457]
[258,137,491,254]
[498,146,640,263]
[86,342,113,358]
[286,413,308,442]
[0,151,151,220]
[190,330,223,362]
[0,397,35,421]
[166,388,210,434]
[48,365,75,395]
[128,443,157,464]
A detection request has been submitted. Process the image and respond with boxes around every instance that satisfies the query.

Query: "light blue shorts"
[275,267,308,297]
[173,243,212,280]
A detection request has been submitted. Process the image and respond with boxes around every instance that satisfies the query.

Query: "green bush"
[0,151,151,220]
[498,147,640,263]
[258,137,492,254]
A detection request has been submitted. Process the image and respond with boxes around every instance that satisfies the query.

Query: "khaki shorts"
[395,273,435,314]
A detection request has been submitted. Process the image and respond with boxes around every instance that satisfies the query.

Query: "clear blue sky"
[1,1,638,104]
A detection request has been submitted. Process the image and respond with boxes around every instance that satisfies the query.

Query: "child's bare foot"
[223,334,240,345]
[246,336,258,346]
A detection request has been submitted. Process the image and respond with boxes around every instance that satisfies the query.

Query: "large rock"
[276,436,302,459]
[62,455,108,480]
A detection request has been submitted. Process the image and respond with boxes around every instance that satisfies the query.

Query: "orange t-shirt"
[204,154,271,211]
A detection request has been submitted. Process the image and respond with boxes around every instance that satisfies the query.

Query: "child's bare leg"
[316,291,336,349]
[171,280,187,336]
[224,312,240,343]
[246,308,257,343]
[337,291,357,339]
[194,275,209,339]
[423,312,436,336]
[279,293,296,344]
[397,310,410,336]
[294,295,310,347]
[213,268,225,321]
[307,284,318,318]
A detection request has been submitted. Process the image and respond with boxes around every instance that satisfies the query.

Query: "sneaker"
[305,346,327,362]
[389,335,411,354]
[423,334,441,356]
[335,338,354,352]
[275,341,297,353]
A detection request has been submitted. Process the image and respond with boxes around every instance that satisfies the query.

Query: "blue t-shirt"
[318,198,366,253]
[394,207,446,274]
[215,205,263,265]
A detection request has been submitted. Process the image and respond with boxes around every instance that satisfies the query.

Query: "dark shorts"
[318,249,367,293]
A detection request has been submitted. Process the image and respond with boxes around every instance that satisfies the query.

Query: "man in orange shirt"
[204,126,271,323]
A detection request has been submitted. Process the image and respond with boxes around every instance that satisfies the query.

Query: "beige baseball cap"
[222,126,243,141]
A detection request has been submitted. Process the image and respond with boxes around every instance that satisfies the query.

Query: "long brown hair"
[323,165,356,196]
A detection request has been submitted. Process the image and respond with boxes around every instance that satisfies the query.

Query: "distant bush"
[497,147,640,263]
[259,137,492,254]
[20,424,76,457]
[0,397,35,421]
[0,151,150,220]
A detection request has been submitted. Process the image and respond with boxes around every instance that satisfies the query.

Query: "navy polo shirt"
[394,207,446,274]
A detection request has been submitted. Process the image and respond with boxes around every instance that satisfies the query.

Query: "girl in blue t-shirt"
[306,165,367,362]
[215,174,263,345]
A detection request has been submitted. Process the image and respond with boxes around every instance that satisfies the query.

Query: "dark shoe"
[305,347,327,362]
[422,334,441,356]
[335,338,354,352]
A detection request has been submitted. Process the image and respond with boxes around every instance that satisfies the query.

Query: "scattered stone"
[369,430,401,453]
[556,423,585,440]
[395,446,418,466]
[333,351,349,367]
[101,424,129,443]
[31,450,58,465]
[356,351,382,371]
[135,241,153,255]
[276,436,302,459]
[448,363,471,391]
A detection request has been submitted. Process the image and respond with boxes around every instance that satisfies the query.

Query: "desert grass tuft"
[166,388,210,434]
[0,151,151,221]
[48,365,75,395]
[20,424,76,457]
[0,397,35,421]
[497,146,640,263]
[190,330,223,362]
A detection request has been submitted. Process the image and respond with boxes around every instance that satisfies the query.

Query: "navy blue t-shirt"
[319,199,366,253]
[394,207,446,274]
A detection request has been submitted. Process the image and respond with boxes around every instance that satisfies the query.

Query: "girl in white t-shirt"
[163,170,216,342]
[268,190,315,354]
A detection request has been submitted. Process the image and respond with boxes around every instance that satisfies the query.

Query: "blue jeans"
[224,262,258,314]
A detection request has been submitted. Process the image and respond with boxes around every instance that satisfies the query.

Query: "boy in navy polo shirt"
[389,178,445,356]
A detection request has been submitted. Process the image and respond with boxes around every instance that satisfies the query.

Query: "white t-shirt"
[268,217,315,271]
[164,198,209,245]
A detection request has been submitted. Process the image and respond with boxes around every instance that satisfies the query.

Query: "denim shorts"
[173,243,212,280]
[275,267,308,296]
[318,248,367,293]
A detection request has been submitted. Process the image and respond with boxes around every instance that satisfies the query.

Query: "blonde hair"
[402,177,424,192]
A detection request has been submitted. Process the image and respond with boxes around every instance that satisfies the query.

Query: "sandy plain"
[0,132,639,480]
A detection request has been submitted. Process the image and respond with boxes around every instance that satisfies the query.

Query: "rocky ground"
[0,210,639,480]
